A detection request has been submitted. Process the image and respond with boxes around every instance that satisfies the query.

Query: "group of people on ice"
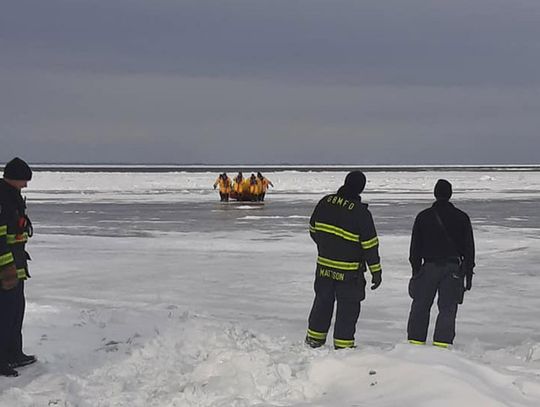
[213,171,273,202]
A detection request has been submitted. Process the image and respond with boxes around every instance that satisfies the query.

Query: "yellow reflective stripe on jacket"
[0,252,14,267]
[6,233,29,245]
[334,338,355,348]
[313,222,360,242]
[317,256,360,271]
[307,329,327,340]
[309,225,316,233]
[0,225,7,236]
[16,268,27,280]
[369,263,382,273]
[361,236,379,249]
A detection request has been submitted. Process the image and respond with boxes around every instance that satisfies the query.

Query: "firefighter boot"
[0,363,19,377]
[9,353,37,368]
[305,336,325,349]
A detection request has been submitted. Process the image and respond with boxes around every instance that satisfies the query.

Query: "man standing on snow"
[407,179,475,348]
[305,171,382,349]
[0,157,36,377]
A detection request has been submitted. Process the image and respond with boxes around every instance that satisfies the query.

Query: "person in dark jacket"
[407,179,475,348]
[305,171,382,349]
[0,157,36,377]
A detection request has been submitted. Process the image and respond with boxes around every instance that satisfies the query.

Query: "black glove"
[465,273,473,291]
[371,272,382,290]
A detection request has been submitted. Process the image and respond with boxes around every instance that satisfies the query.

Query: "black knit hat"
[344,171,367,195]
[3,157,33,181]
[434,179,452,200]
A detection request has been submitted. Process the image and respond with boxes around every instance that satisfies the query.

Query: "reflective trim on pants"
[334,338,355,349]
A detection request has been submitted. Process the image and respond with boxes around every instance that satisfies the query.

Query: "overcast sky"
[1,0,539,165]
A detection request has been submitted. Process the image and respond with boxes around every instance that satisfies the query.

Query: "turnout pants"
[0,280,26,363]
[307,275,366,348]
[407,261,463,345]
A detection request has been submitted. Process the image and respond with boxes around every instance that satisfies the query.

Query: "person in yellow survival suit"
[233,172,244,196]
[305,171,382,350]
[257,172,273,202]
[248,173,261,201]
[0,158,36,377]
[213,173,232,202]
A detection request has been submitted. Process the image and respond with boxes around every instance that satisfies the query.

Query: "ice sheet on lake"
[2,169,540,406]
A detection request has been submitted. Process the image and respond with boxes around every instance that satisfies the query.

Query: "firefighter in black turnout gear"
[407,179,475,348]
[0,158,36,377]
[305,171,382,349]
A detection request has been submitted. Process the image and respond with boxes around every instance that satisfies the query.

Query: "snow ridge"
[3,314,539,407]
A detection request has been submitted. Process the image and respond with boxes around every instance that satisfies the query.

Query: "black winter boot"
[9,354,37,368]
[305,336,325,349]
[0,363,19,377]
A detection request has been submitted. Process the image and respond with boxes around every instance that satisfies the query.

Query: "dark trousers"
[407,262,462,344]
[219,192,229,202]
[308,275,365,342]
[0,280,25,363]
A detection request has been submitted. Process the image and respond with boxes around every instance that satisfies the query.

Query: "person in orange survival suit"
[0,158,36,377]
[257,172,273,202]
[213,173,232,202]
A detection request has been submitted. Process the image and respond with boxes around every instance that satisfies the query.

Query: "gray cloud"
[1,0,540,164]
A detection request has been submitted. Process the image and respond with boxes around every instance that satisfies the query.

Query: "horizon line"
[22,163,540,167]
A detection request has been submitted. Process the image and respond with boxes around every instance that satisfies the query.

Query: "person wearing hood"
[233,172,245,196]
[213,173,232,202]
[406,179,475,348]
[248,173,261,201]
[305,171,382,349]
[0,158,36,377]
[256,172,273,202]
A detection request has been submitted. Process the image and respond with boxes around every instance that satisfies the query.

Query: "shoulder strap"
[433,209,462,258]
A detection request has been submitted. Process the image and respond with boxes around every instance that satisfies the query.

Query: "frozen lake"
[2,168,540,406]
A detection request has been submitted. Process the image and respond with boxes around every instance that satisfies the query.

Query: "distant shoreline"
[26,164,540,173]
